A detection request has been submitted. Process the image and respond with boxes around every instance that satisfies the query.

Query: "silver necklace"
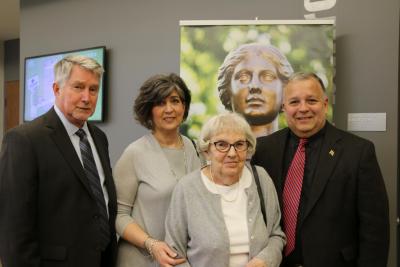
[179,134,188,175]
[166,134,188,180]
[209,165,240,202]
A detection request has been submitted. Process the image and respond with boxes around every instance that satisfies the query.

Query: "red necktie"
[283,138,307,256]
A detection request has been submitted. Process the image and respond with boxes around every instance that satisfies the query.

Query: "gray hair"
[198,112,256,156]
[217,43,293,110]
[54,55,104,88]
[285,71,326,93]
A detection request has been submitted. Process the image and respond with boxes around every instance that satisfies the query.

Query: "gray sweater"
[114,134,200,267]
[165,164,286,267]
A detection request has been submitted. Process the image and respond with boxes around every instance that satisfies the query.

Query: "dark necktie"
[282,138,308,256]
[76,128,110,250]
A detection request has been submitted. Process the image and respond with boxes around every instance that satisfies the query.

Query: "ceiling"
[0,0,19,42]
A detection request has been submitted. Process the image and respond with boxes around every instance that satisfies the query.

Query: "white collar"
[201,165,252,194]
[53,105,90,136]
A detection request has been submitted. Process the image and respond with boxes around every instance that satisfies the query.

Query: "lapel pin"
[329,149,335,157]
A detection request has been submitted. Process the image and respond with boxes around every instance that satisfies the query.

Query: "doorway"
[4,80,19,131]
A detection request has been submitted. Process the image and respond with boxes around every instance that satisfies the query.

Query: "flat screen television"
[23,46,106,122]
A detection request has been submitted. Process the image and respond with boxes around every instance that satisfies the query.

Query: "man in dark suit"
[251,72,389,267]
[0,55,117,267]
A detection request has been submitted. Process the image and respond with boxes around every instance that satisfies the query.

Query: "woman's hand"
[246,257,267,267]
[152,241,186,267]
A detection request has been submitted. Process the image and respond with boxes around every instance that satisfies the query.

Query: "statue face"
[230,52,283,125]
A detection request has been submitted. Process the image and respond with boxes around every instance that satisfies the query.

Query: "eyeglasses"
[212,140,249,153]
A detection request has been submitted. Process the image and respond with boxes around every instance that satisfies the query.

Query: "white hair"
[54,55,104,88]
[198,112,256,157]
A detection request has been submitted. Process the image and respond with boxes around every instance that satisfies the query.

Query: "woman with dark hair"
[114,73,200,267]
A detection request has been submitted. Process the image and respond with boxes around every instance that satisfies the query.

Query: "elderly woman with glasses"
[165,113,285,267]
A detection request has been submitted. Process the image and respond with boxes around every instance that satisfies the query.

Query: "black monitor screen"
[24,46,106,122]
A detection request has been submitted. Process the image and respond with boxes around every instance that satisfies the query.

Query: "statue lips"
[246,95,265,107]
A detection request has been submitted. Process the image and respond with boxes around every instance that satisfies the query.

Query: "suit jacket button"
[93,215,99,219]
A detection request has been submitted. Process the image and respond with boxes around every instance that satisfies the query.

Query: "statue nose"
[249,77,262,93]
[249,86,262,94]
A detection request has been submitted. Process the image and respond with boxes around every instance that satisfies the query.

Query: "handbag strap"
[251,164,267,225]
[190,139,199,157]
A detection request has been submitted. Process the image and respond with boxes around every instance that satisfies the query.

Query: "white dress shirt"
[54,105,109,214]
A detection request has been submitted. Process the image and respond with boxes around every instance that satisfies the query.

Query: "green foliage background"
[180,23,335,139]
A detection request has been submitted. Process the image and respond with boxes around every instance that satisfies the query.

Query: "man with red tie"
[251,72,389,267]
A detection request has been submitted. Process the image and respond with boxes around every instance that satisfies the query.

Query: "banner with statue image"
[179,20,335,138]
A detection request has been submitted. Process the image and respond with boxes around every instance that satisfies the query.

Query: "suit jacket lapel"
[45,108,94,198]
[275,129,289,187]
[302,123,343,221]
[268,128,289,208]
[88,125,109,181]
[88,124,117,214]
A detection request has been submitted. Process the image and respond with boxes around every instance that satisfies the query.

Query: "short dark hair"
[217,43,293,110]
[134,73,192,129]
[285,72,326,92]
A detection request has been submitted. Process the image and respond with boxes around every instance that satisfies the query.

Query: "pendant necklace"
[169,134,188,180]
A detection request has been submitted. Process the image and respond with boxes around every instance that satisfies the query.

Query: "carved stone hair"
[217,43,293,110]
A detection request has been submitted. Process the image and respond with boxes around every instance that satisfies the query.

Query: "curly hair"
[217,43,293,110]
[134,73,191,129]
